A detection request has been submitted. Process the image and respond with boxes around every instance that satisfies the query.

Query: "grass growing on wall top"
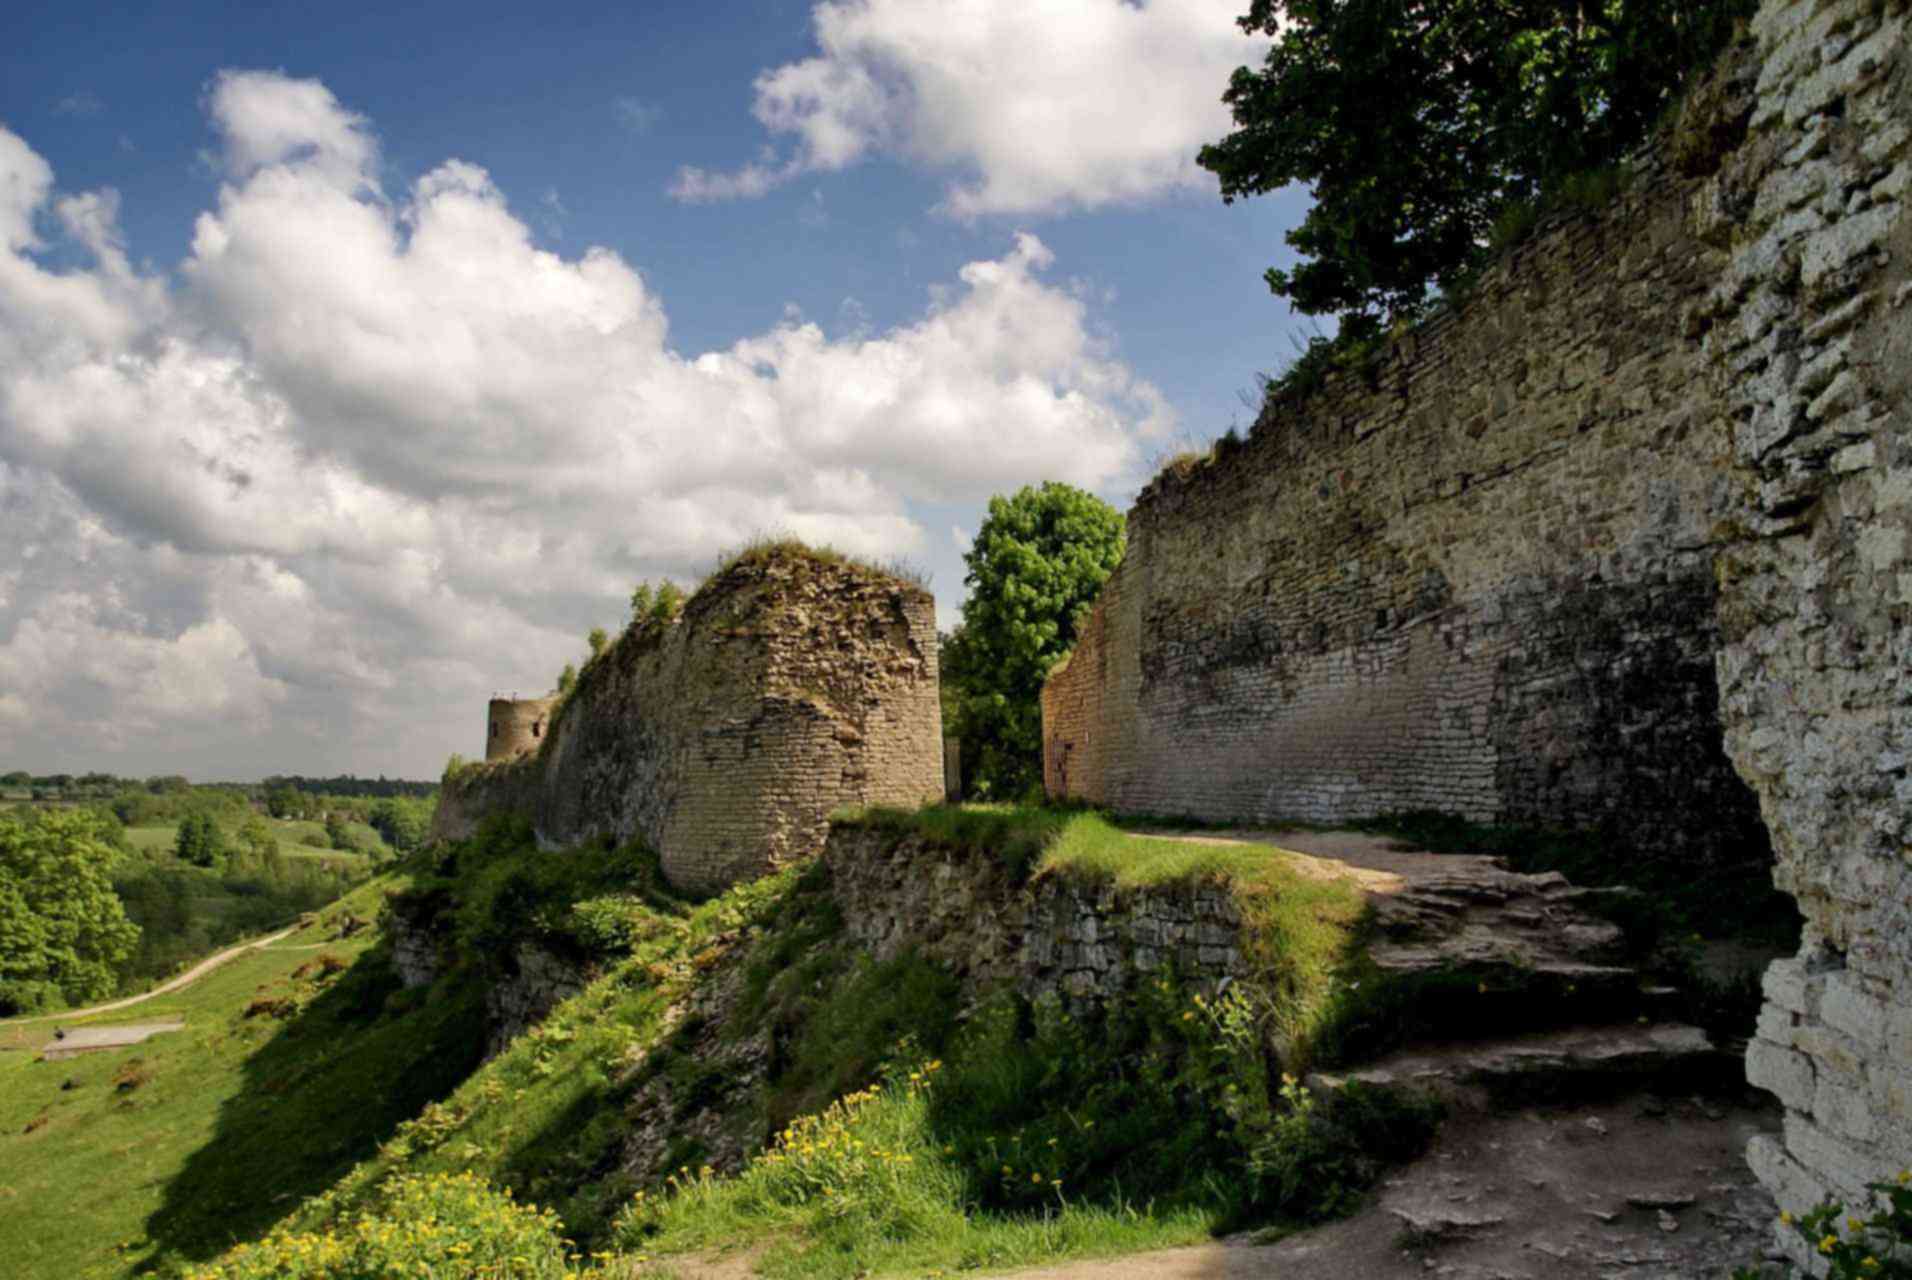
[834,804,1372,1075]
[830,803,1324,886]
[706,532,930,589]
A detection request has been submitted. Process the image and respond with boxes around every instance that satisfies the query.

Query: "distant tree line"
[261,774,438,799]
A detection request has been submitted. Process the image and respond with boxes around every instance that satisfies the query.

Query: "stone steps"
[1358,859,1673,1040]
[1309,1022,1733,1105]
[1300,844,1734,1107]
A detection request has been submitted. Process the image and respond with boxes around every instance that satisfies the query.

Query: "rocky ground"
[964,1091,1782,1280]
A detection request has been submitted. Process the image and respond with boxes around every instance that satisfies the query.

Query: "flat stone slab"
[40,1019,184,1060]
[1132,827,1636,990]
[1309,1022,1728,1099]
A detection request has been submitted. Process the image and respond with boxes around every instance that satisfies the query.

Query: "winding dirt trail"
[1,925,299,1026]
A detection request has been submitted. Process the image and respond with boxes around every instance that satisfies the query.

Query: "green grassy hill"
[107,817,383,999]
[122,817,386,865]
[1,808,1441,1280]
[0,876,485,1279]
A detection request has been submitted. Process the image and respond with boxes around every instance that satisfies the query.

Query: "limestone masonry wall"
[429,551,945,896]
[1044,134,1766,866]
[1039,0,1912,1248]
[824,825,1245,1004]
[1696,0,1912,1262]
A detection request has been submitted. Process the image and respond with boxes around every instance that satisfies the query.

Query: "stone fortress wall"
[486,695,560,762]
[1043,116,1766,867]
[1043,0,1910,1253]
[1700,0,1912,1264]
[432,549,946,896]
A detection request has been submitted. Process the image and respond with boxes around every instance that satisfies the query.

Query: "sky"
[0,0,1316,782]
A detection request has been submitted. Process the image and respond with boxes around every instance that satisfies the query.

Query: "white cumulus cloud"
[0,71,1171,776]
[672,0,1268,217]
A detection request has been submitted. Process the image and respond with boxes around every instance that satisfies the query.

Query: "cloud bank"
[670,0,1268,217]
[0,71,1171,778]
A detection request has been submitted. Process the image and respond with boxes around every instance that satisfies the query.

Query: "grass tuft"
[706,533,929,590]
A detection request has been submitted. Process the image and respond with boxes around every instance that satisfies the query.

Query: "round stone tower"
[486,695,559,762]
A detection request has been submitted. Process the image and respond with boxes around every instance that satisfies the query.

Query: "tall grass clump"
[708,532,930,590]
[619,980,1439,1279]
[186,1171,591,1280]
[833,803,1074,881]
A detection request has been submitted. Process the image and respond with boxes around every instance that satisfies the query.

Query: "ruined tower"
[486,695,559,763]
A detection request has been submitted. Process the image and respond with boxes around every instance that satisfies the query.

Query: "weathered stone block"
[1749,1037,1819,1111]
[1821,973,1891,1047]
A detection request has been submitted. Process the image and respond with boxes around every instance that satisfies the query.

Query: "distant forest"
[0,771,436,799]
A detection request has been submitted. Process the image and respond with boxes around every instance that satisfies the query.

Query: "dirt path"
[983,1095,1779,1280]
[1,926,299,1026]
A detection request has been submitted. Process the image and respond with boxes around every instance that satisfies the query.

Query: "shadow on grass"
[137,941,487,1271]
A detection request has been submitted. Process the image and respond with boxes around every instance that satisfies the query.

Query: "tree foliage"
[173,811,228,870]
[0,808,141,1014]
[324,812,360,854]
[944,483,1126,799]
[1198,0,1750,334]
[369,798,431,857]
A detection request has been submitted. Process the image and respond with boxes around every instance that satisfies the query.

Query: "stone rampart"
[1044,137,1766,867]
[824,824,1245,1003]
[429,549,945,896]
[1695,0,1912,1261]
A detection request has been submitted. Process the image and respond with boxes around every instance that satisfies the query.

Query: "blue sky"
[0,0,1313,779]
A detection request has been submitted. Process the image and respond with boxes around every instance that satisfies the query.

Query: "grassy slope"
[110,822,378,1000]
[0,876,486,1280]
[289,809,1384,1280]
[124,818,383,865]
[2,805,1403,1280]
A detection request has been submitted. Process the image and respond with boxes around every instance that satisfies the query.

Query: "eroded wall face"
[535,557,944,896]
[1701,0,1912,1258]
[1045,151,1766,866]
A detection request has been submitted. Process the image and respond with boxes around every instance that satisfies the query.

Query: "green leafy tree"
[264,785,300,819]
[369,798,428,857]
[653,581,685,620]
[945,483,1126,799]
[632,579,685,626]
[0,808,141,1013]
[1198,0,1749,335]
[173,811,228,870]
[556,663,578,696]
[324,812,361,854]
[587,626,609,658]
[233,814,282,873]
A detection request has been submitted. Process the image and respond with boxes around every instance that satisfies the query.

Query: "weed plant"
[183,1171,595,1280]
[1735,1171,1912,1278]
[619,982,1439,1279]
[706,533,929,590]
